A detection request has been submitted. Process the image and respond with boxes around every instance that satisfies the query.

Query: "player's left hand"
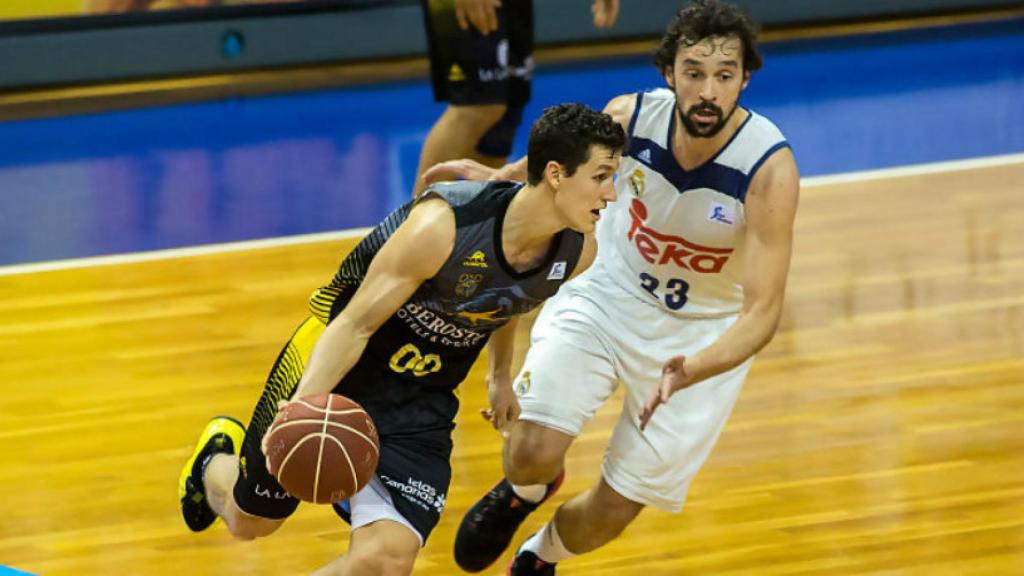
[482,376,521,435]
[639,355,692,430]
[591,0,619,29]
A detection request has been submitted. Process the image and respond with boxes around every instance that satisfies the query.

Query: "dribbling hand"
[260,398,292,456]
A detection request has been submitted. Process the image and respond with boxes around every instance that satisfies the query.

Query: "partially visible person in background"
[84,0,293,14]
[414,0,620,196]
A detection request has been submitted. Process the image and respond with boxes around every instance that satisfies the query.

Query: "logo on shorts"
[514,371,531,397]
[462,250,488,268]
[455,272,483,298]
[547,261,566,280]
[380,474,446,513]
[496,39,509,68]
[448,63,465,82]
[254,483,291,500]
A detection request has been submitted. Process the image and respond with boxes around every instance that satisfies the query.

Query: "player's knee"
[506,425,566,481]
[447,103,508,129]
[223,510,281,541]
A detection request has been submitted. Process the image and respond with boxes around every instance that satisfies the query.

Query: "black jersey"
[308,181,585,436]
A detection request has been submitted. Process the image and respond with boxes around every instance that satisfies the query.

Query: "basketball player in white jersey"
[424,1,800,573]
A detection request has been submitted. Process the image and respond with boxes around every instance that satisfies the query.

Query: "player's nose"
[602,180,618,202]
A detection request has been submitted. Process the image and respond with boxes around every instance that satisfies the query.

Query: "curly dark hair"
[653,0,762,74]
[526,103,628,185]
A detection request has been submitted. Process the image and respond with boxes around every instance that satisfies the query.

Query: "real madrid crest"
[514,371,532,397]
[455,272,483,298]
[628,168,645,198]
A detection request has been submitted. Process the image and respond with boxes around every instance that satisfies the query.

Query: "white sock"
[520,520,575,564]
[511,482,548,504]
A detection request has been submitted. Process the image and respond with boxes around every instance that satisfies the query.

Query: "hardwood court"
[2,158,1022,575]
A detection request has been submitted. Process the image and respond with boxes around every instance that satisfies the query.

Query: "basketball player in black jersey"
[177,103,626,575]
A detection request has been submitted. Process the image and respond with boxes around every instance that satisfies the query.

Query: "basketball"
[264,393,380,504]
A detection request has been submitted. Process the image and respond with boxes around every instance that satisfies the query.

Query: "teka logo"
[627,199,733,273]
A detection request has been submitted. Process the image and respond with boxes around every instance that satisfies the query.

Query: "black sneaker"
[507,550,556,576]
[454,471,565,572]
[178,416,245,532]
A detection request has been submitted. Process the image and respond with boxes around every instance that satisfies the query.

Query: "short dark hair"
[526,103,627,185]
[653,0,762,74]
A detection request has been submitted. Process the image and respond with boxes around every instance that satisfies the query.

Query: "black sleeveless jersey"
[308,181,585,436]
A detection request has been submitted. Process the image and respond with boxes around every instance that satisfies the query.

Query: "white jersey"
[592,88,789,317]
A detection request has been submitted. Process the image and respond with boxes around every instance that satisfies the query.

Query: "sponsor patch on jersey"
[627,199,734,273]
[455,272,483,298]
[547,261,567,280]
[637,148,652,164]
[708,202,734,225]
[462,250,488,268]
[628,168,646,198]
[455,308,503,326]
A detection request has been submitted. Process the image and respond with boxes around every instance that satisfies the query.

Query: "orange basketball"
[264,393,380,504]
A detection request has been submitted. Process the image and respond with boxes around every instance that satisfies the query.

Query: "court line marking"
[0,228,372,277]
[2,152,1022,277]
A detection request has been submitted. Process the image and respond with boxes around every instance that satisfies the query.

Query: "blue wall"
[0,18,1021,266]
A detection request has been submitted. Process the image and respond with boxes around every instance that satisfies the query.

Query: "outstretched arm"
[420,93,636,186]
[641,147,800,429]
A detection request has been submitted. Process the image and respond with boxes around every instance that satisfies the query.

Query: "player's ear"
[544,161,562,188]
[664,66,675,89]
[741,70,750,91]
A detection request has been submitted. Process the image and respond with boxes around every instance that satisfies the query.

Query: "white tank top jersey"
[592,88,790,318]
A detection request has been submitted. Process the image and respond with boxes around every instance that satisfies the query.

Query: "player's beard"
[677,101,738,138]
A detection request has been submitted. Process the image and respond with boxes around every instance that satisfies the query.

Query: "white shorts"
[344,476,425,547]
[515,275,752,512]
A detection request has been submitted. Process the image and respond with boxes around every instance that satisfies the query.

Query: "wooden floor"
[2,159,1023,575]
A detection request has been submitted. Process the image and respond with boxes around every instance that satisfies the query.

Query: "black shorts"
[233,317,456,542]
[332,431,452,543]
[421,0,533,108]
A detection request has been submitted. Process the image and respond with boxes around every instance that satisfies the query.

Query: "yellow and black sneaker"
[178,416,245,532]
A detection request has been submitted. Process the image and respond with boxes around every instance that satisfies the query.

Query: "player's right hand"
[260,399,291,456]
[455,0,502,35]
[421,158,499,185]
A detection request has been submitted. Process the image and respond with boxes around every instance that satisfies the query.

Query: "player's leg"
[314,478,423,576]
[179,316,325,539]
[454,288,619,572]
[319,437,450,575]
[414,103,508,191]
[414,0,530,195]
[508,478,643,575]
[313,519,420,576]
[509,314,754,572]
